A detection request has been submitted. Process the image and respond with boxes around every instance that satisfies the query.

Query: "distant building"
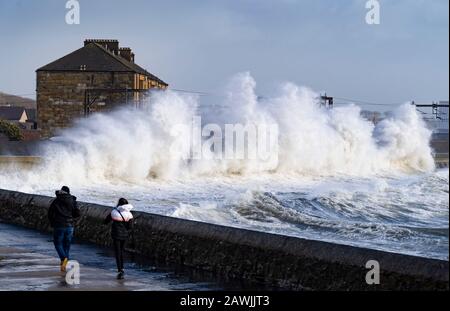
[0,107,28,142]
[0,107,39,142]
[0,107,29,124]
[36,39,168,137]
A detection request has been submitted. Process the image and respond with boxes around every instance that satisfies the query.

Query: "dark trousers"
[53,227,74,261]
[113,239,126,272]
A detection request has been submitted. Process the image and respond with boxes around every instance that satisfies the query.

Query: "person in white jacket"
[104,198,134,279]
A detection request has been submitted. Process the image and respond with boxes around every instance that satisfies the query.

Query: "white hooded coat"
[111,204,134,222]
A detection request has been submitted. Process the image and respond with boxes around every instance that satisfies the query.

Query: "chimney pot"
[119,47,134,63]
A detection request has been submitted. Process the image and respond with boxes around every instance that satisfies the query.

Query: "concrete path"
[0,246,150,291]
[0,222,219,291]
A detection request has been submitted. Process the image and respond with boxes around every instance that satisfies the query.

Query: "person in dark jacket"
[104,198,134,280]
[48,186,81,272]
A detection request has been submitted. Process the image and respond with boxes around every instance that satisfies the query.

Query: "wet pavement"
[0,221,221,291]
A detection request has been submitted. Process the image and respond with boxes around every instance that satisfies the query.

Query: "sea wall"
[0,189,448,290]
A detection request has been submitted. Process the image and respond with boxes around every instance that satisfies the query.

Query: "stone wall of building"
[36,71,153,138]
[0,189,448,291]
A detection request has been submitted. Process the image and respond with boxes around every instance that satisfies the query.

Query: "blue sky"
[0,0,448,109]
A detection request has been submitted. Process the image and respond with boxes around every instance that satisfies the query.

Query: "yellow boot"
[61,258,69,272]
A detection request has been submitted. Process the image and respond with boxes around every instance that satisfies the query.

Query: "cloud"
[0,0,447,106]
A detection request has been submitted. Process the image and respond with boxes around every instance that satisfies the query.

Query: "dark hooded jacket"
[48,190,81,228]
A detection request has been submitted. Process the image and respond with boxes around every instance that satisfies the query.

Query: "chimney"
[119,47,135,63]
[84,39,119,55]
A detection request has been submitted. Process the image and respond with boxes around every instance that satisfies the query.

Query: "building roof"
[36,43,167,86]
[0,107,27,121]
[25,109,36,122]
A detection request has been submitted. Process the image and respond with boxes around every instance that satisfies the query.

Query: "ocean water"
[0,73,448,260]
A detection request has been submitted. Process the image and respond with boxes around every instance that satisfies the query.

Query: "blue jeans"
[53,227,74,261]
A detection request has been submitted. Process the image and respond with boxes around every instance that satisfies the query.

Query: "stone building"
[36,39,168,137]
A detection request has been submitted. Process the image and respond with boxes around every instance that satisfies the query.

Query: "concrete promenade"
[0,222,218,291]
